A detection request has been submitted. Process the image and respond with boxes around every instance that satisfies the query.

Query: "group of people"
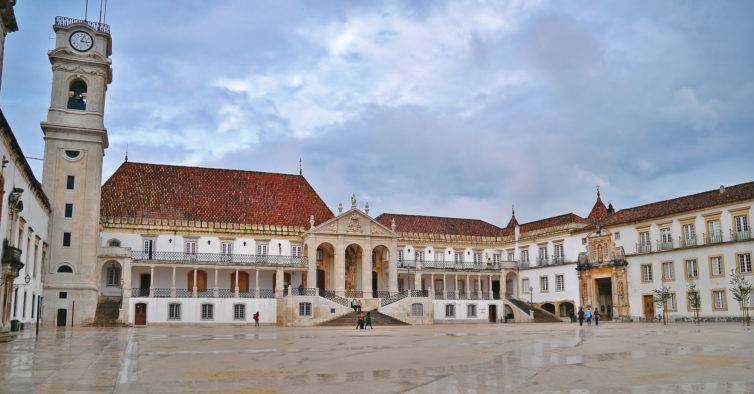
[576,306,600,326]
[356,311,373,329]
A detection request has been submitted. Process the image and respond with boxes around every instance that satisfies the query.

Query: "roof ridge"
[613,181,754,214]
[377,212,493,224]
[121,161,302,178]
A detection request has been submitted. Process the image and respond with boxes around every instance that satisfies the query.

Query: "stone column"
[429,274,435,297]
[334,242,345,297]
[442,273,447,296]
[500,272,506,299]
[234,268,240,297]
[255,269,260,298]
[193,268,198,297]
[275,268,284,298]
[466,274,470,298]
[149,266,154,297]
[214,268,219,297]
[488,275,493,299]
[362,248,372,298]
[171,266,176,297]
[477,275,482,300]
[307,242,317,291]
[454,274,458,297]
[388,255,398,294]
[414,271,421,293]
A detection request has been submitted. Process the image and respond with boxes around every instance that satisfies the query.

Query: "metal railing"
[54,16,110,33]
[397,259,501,271]
[153,288,171,298]
[732,229,751,242]
[434,292,445,300]
[318,289,349,306]
[410,290,429,297]
[344,290,364,298]
[657,240,674,251]
[373,290,391,299]
[381,291,408,307]
[291,287,318,296]
[634,228,751,255]
[131,250,308,267]
[239,290,255,298]
[469,291,480,299]
[176,288,192,298]
[218,289,234,298]
[259,289,276,299]
[445,291,456,300]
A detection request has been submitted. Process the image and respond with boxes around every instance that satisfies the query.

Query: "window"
[256,243,268,256]
[434,251,444,262]
[298,302,312,316]
[553,243,564,261]
[639,231,650,246]
[64,203,73,218]
[667,293,677,312]
[59,291,67,299]
[66,79,87,110]
[473,252,482,265]
[291,244,302,258]
[106,265,120,286]
[185,240,197,255]
[445,304,455,318]
[507,250,515,261]
[539,276,549,292]
[397,250,404,262]
[709,256,724,277]
[107,239,121,247]
[682,223,695,241]
[234,304,247,320]
[738,253,752,273]
[660,227,672,248]
[201,304,214,320]
[62,232,71,247]
[66,175,75,190]
[707,219,722,242]
[520,249,529,263]
[522,278,530,292]
[614,231,621,240]
[685,259,698,279]
[661,261,674,281]
[493,253,501,264]
[143,239,154,253]
[454,251,463,264]
[687,291,701,311]
[538,246,548,261]
[641,264,653,282]
[734,215,749,234]
[411,303,423,316]
[555,275,564,292]
[712,290,727,310]
[221,242,233,255]
[168,303,181,320]
[416,250,425,262]
[467,304,477,318]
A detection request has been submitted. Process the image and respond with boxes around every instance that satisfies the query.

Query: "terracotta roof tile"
[100,162,334,227]
[587,196,608,222]
[375,213,505,237]
[602,181,754,227]
[505,213,588,235]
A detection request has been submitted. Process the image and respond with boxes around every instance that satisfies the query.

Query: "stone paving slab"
[0,322,752,393]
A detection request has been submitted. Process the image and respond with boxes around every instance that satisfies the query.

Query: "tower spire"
[596,185,601,199]
[298,157,302,175]
[124,144,128,162]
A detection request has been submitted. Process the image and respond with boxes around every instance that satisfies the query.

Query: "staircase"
[91,297,121,326]
[506,297,562,323]
[318,310,409,326]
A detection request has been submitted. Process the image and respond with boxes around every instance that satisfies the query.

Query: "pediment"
[307,208,396,238]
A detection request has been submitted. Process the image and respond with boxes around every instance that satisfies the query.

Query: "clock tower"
[41,17,112,325]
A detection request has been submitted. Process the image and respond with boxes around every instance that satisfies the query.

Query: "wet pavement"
[0,322,752,393]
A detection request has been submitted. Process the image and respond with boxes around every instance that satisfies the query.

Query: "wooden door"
[188,270,208,291]
[488,305,497,323]
[134,303,147,325]
[642,295,655,321]
[56,308,67,327]
[317,269,325,289]
[231,271,249,292]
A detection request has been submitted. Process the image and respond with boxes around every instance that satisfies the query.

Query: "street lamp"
[529,286,533,305]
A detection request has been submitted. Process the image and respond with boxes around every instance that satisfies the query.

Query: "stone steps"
[318,310,409,326]
[91,299,121,326]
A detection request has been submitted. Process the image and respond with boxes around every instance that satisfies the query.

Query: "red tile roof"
[508,213,588,235]
[375,213,505,237]
[602,181,754,227]
[587,196,607,222]
[100,162,334,227]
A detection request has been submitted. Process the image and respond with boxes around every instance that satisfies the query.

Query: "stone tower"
[41,17,112,325]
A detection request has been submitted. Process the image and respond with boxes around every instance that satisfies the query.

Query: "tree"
[729,269,752,326]
[687,281,701,324]
[653,286,673,325]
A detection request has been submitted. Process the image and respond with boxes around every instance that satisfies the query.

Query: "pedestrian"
[585,307,593,326]
[356,312,365,329]
[594,309,600,326]
[356,299,362,313]
[253,311,260,327]
[351,298,359,313]
[365,311,373,329]
[298,282,304,295]
[577,307,584,326]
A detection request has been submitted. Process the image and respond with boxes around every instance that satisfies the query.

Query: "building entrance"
[595,277,613,319]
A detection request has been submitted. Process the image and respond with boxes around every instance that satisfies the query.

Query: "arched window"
[107,238,121,247]
[67,79,87,110]
[57,264,73,273]
[106,264,121,286]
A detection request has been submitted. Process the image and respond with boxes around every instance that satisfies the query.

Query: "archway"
[541,303,556,315]
[101,260,122,296]
[345,243,364,297]
[316,242,335,290]
[187,270,208,291]
[559,302,575,318]
[505,271,518,298]
[372,245,390,297]
[503,304,514,321]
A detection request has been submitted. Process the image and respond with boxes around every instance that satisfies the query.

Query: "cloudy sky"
[3,1,753,226]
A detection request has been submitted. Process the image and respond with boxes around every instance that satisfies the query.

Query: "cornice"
[100,216,307,238]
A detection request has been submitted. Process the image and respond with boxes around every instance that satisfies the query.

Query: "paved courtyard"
[0,322,752,393]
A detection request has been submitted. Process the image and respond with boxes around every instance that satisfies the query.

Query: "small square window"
[66,175,75,190]
[445,304,455,318]
[467,304,477,318]
[63,232,71,247]
[201,304,214,320]
[234,304,246,320]
[411,303,423,316]
[64,203,73,218]
[59,292,67,299]
[298,302,312,316]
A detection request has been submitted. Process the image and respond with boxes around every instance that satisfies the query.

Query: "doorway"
[56,308,67,327]
[642,295,655,321]
[492,280,500,299]
[317,269,325,290]
[595,277,613,319]
[488,305,497,323]
[134,303,147,325]
[139,274,151,297]
[372,271,378,298]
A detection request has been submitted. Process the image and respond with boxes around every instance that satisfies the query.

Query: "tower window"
[67,79,87,110]
[57,264,73,273]
[63,232,71,247]
[65,150,80,159]
[64,203,73,218]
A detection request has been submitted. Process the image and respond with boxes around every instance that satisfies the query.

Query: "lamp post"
[529,286,533,306]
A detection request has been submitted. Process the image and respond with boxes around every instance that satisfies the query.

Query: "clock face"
[69,31,94,52]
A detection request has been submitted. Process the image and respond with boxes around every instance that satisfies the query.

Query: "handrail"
[54,16,110,33]
[131,250,307,267]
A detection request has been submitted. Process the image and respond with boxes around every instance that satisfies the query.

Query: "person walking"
[253,311,260,327]
[356,312,365,329]
[577,307,584,326]
[594,309,600,326]
[585,307,593,326]
[365,311,373,329]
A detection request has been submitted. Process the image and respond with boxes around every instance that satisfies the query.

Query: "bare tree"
[729,269,752,326]
[687,281,701,324]
[653,286,672,325]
